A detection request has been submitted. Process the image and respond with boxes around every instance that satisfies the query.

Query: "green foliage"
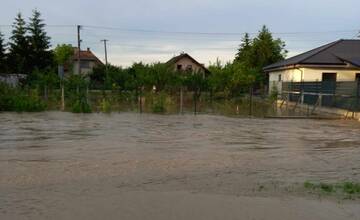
[27,69,59,97]
[54,44,74,65]
[342,182,360,195]
[0,83,46,112]
[90,62,181,94]
[235,33,252,63]
[71,98,91,113]
[304,181,360,197]
[0,31,6,72]
[234,25,287,85]
[65,74,92,113]
[100,98,111,113]
[27,9,52,71]
[8,12,30,74]
[269,83,279,101]
[151,92,167,113]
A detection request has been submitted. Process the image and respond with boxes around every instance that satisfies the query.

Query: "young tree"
[54,44,73,66]
[28,9,52,71]
[8,13,30,74]
[0,31,7,72]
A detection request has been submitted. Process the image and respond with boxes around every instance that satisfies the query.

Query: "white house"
[264,39,360,94]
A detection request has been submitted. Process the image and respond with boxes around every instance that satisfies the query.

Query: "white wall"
[269,68,303,94]
[301,68,360,82]
[268,67,360,94]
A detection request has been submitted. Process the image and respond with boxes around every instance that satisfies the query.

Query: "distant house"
[69,47,103,75]
[166,53,209,75]
[264,39,360,95]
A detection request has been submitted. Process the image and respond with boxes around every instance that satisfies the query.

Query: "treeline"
[0,9,287,113]
[89,26,287,97]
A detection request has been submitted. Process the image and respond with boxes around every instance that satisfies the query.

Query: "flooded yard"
[1,112,360,219]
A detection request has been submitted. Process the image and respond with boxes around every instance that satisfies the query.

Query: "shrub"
[71,97,92,113]
[100,98,111,113]
[0,83,47,112]
[151,93,166,113]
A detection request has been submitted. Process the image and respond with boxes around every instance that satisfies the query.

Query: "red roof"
[73,48,103,65]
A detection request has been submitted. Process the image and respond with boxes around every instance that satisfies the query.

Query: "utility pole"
[101,39,109,66]
[77,25,82,75]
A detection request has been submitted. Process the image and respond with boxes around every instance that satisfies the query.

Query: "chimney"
[87,47,90,52]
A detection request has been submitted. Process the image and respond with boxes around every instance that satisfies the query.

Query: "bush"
[151,93,166,113]
[100,98,111,113]
[0,83,47,112]
[71,97,92,113]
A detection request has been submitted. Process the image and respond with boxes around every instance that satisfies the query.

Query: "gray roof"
[264,39,360,71]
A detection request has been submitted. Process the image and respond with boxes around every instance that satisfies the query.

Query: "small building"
[264,39,360,110]
[264,39,360,94]
[70,47,103,75]
[166,53,209,75]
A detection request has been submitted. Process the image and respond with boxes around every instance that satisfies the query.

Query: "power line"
[0,23,357,37]
[82,25,358,36]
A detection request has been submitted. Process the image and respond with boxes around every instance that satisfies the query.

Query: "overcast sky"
[1,0,359,66]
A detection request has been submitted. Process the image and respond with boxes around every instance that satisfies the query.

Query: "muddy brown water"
[1,112,360,219]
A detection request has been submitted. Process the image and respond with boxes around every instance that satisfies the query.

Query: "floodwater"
[1,112,360,219]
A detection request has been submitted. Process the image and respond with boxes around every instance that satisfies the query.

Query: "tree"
[8,13,30,74]
[0,31,7,72]
[233,25,287,86]
[54,44,74,66]
[28,9,52,71]
[234,33,252,63]
[251,25,287,70]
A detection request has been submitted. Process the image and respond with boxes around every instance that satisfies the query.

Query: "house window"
[80,61,90,69]
[177,64,182,71]
[278,74,282,82]
[322,73,337,81]
[186,65,193,71]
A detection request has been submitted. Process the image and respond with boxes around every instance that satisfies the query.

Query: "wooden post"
[61,83,65,111]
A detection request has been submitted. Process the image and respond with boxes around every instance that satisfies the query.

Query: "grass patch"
[304,181,360,198]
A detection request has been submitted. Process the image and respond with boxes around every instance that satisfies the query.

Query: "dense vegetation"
[0,10,287,113]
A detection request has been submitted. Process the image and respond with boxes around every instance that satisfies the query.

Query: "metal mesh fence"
[282,81,360,111]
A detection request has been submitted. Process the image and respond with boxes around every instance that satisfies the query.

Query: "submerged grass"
[304,181,360,199]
